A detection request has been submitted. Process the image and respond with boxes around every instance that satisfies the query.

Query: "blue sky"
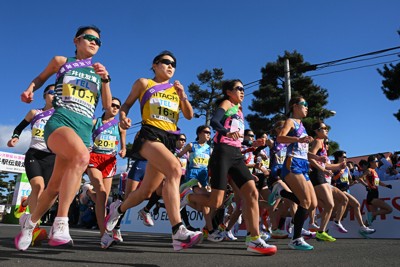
[1,0,399,173]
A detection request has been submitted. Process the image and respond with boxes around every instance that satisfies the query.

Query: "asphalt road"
[0,223,399,267]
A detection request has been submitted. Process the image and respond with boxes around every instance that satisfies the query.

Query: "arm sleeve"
[12,119,30,138]
[210,108,229,136]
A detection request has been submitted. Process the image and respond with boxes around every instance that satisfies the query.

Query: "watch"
[101,75,111,83]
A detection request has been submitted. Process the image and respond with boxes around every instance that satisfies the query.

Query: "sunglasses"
[341,155,347,158]
[179,138,186,141]
[158,59,176,68]
[47,90,55,95]
[233,86,245,92]
[319,127,328,131]
[297,101,308,107]
[202,131,211,134]
[78,34,102,47]
[246,134,255,137]
[111,103,120,109]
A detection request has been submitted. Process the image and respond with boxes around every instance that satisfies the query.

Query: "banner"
[0,151,25,173]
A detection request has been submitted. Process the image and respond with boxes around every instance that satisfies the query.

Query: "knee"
[70,151,90,171]
[342,196,349,206]
[301,199,312,210]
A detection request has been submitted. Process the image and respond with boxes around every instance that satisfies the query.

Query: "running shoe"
[358,225,376,238]
[179,179,199,193]
[333,221,348,233]
[14,196,28,218]
[48,219,73,247]
[288,237,314,250]
[202,227,209,239]
[260,231,271,241]
[179,188,192,210]
[112,229,123,242]
[308,223,319,232]
[138,208,154,227]
[14,213,35,251]
[224,229,238,241]
[223,193,235,209]
[207,230,224,242]
[104,200,122,232]
[172,225,203,251]
[316,231,336,242]
[79,183,93,205]
[32,227,47,246]
[247,237,277,255]
[268,182,283,206]
[302,228,316,239]
[100,232,116,249]
[218,223,227,232]
[271,229,289,239]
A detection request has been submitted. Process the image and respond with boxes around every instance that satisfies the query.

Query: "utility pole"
[284,58,292,115]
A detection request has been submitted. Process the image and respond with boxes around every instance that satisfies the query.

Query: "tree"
[246,50,336,141]
[187,68,225,126]
[377,33,400,121]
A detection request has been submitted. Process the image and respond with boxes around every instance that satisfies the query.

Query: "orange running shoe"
[32,227,48,246]
[14,196,28,218]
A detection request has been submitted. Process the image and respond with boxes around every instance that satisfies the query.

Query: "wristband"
[12,134,19,139]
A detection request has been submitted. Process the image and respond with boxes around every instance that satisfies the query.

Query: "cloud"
[0,125,30,154]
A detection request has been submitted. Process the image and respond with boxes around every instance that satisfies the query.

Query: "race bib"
[62,75,98,108]
[193,156,209,168]
[149,97,179,124]
[31,127,44,140]
[94,135,117,150]
[374,177,380,186]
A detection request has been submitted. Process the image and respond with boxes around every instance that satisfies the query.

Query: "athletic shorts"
[186,168,209,187]
[268,164,282,189]
[209,143,254,190]
[254,173,266,191]
[309,168,328,187]
[127,160,147,182]
[88,152,117,178]
[281,156,310,181]
[366,189,379,205]
[44,107,92,147]
[129,124,177,160]
[24,147,55,186]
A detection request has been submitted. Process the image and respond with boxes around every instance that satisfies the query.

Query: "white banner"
[0,151,25,173]
[121,180,400,238]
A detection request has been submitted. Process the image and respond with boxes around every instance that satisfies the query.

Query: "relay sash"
[30,108,55,127]
[92,118,118,141]
[56,58,93,81]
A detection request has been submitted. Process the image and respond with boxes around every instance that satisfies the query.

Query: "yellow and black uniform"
[130,79,181,159]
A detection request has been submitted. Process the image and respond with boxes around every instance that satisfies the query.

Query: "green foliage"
[377,60,400,121]
[187,68,225,125]
[246,50,335,137]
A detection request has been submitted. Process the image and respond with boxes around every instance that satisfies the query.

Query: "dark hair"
[359,159,369,168]
[152,50,176,72]
[43,84,55,98]
[216,79,243,106]
[367,155,378,163]
[195,125,210,141]
[333,150,346,163]
[75,25,101,38]
[244,129,253,136]
[287,96,305,116]
[112,96,121,106]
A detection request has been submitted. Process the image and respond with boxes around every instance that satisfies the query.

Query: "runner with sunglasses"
[105,51,203,251]
[15,25,112,251]
[8,84,55,246]
[84,96,126,248]
[180,79,277,255]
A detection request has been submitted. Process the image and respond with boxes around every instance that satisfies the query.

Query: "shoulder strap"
[56,58,93,80]
[92,118,118,141]
[140,83,174,114]
[30,109,55,127]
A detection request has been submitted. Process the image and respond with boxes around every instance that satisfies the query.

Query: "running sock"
[278,217,286,229]
[172,222,184,234]
[293,206,307,239]
[181,206,190,226]
[280,190,300,205]
[145,192,161,211]
[115,211,126,229]
[117,206,123,214]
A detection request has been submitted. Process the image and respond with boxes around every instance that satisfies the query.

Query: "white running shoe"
[172,225,203,251]
[48,218,73,247]
[207,230,224,242]
[179,188,193,210]
[225,229,238,241]
[104,200,122,232]
[271,229,289,239]
[268,182,283,205]
[359,225,376,235]
[14,213,36,251]
[301,228,316,239]
[333,221,348,233]
[308,223,320,232]
[247,237,277,255]
[112,229,123,242]
[260,231,271,241]
[100,232,116,249]
[138,208,154,227]
[80,183,93,205]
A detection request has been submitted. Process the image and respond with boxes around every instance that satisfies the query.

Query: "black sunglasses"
[179,138,186,141]
[202,131,211,134]
[158,59,176,68]
[111,103,120,109]
[246,134,255,137]
[233,86,245,92]
[78,34,102,47]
